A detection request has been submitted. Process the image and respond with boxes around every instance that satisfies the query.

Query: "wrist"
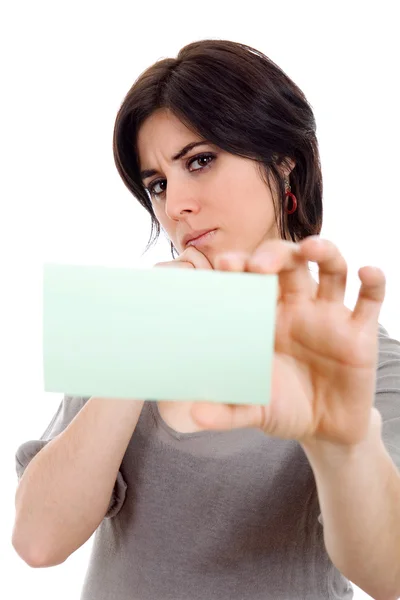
[300,408,383,467]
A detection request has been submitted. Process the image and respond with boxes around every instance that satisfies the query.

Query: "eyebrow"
[140,141,212,181]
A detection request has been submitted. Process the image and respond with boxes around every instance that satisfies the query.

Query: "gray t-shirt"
[15,322,400,599]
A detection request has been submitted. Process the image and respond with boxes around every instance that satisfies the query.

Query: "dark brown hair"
[113,39,323,258]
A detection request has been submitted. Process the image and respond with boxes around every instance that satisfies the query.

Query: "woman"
[13,39,400,600]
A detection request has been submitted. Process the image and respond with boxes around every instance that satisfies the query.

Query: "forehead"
[136,109,200,165]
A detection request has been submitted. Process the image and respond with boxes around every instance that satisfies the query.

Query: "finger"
[154,261,194,268]
[178,246,214,270]
[154,246,214,270]
[352,266,386,327]
[191,402,263,430]
[247,239,314,299]
[298,237,347,303]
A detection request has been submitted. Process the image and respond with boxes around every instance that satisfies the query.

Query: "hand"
[190,236,386,448]
[154,246,213,270]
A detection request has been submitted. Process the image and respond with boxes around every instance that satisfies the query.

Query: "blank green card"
[43,264,278,405]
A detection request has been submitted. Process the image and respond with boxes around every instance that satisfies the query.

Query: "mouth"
[185,229,218,248]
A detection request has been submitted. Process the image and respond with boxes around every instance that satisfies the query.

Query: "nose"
[164,178,201,220]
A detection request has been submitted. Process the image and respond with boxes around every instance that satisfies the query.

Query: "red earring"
[285,184,297,214]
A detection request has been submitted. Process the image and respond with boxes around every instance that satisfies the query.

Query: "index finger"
[178,246,214,270]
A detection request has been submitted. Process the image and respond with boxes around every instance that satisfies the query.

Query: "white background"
[1,1,399,598]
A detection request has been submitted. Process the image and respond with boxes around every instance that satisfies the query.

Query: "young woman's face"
[137,109,291,263]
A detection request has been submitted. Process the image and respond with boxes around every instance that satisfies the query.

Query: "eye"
[146,152,215,199]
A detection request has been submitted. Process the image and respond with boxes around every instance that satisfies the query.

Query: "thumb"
[191,402,264,430]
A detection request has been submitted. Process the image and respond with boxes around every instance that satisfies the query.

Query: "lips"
[182,228,216,247]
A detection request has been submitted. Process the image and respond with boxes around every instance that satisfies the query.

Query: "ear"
[281,158,296,179]
[273,156,296,180]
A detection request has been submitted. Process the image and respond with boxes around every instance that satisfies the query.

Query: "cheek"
[155,211,177,242]
[153,205,168,227]
[224,182,276,236]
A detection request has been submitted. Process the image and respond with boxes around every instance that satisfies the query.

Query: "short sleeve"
[15,394,128,519]
[374,323,400,471]
[318,322,400,527]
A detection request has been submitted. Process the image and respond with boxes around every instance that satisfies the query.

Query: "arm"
[12,397,144,567]
[301,410,400,600]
